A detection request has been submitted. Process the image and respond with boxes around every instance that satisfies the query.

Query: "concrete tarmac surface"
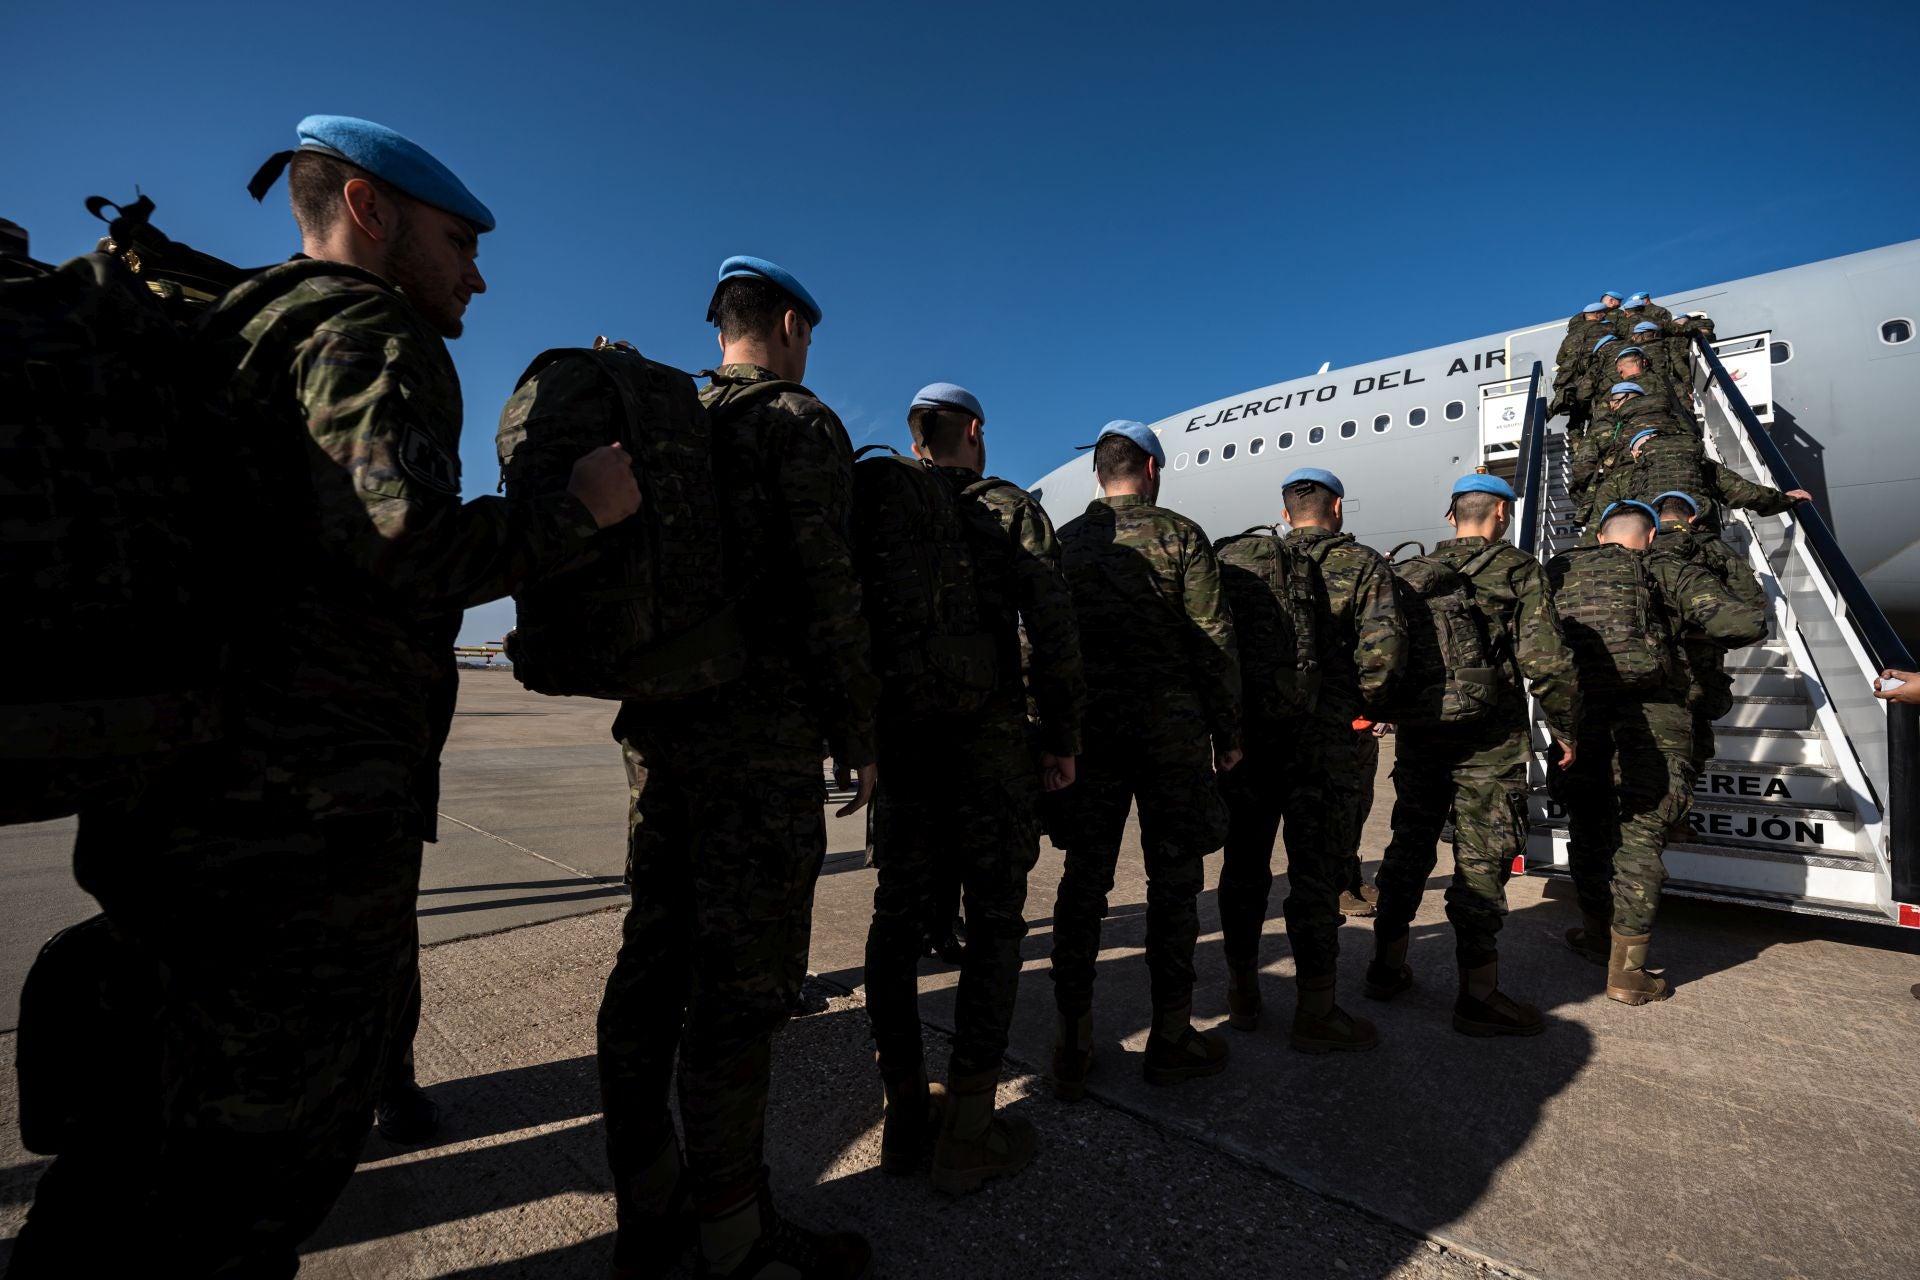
[4,669,1920,1277]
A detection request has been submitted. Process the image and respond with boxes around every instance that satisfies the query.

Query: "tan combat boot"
[1051,1009,1093,1102]
[1363,930,1413,1001]
[1606,930,1671,1005]
[1452,960,1545,1037]
[875,1053,946,1176]
[696,1174,871,1280]
[1565,910,1611,965]
[1142,1001,1231,1085]
[930,1069,1037,1196]
[1338,883,1379,918]
[1226,963,1262,1031]
[1290,973,1379,1054]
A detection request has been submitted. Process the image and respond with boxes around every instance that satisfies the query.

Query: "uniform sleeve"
[775,402,880,769]
[1507,559,1581,741]
[1661,556,1768,649]
[1180,532,1242,751]
[294,324,601,612]
[1708,535,1768,612]
[1706,458,1795,517]
[1007,497,1087,757]
[1349,552,1408,709]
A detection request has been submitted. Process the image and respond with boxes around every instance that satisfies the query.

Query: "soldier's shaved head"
[1656,496,1695,522]
[711,275,800,343]
[908,405,977,460]
[1282,481,1340,529]
[1598,507,1656,548]
[1450,491,1504,524]
[1094,434,1152,486]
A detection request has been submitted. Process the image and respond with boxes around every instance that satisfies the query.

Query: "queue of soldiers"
[2,115,1817,1280]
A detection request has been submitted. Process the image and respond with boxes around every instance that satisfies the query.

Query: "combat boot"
[930,1069,1037,1196]
[1142,1001,1230,1085]
[1290,973,1378,1054]
[1338,883,1379,918]
[696,1174,871,1280]
[1226,963,1262,1031]
[1363,931,1413,1001]
[374,1078,440,1144]
[1451,960,1545,1037]
[1565,910,1611,965]
[875,1053,946,1176]
[1606,930,1671,1006]
[610,1134,694,1280]
[1051,1009,1093,1102]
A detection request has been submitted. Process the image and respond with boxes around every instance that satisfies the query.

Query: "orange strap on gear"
[1351,716,1374,731]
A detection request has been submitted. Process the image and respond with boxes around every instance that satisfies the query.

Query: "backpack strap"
[1387,540,1426,563]
[1299,531,1354,566]
[855,443,905,461]
[1458,544,1509,580]
[199,258,396,339]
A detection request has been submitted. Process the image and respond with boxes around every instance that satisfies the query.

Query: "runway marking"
[436,812,606,883]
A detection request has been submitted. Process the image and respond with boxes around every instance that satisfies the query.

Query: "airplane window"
[1339,420,1357,439]
[1369,415,1388,434]
[1407,406,1427,427]
[1883,318,1914,344]
[1309,426,1325,445]
[1277,432,1294,449]
[1197,449,1210,465]
[1222,442,1237,460]
[1249,437,1265,455]
[1444,400,1464,420]
[1769,341,1792,365]
[1173,453,1189,470]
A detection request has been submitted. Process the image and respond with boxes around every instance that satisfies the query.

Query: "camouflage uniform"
[1570,397,1695,527]
[866,468,1084,1078]
[1546,546,1766,934]
[1218,527,1403,980]
[597,364,878,1206]
[1341,721,1382,894]
[1048,494,1239,1014]
[1372,538,1581,964]
[1552,318,1613,435]
[1590,437,1800,529]
[16,263,600,1276]
[1652,518,1768,783]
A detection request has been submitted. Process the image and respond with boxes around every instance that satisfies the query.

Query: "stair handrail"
[1692,333,1918,903]
[1511,361,1548,555]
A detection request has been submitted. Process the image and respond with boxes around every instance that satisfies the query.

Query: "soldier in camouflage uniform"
[13,117,641,1277]
[1366,475,1581,1037]
[1650,491,1769,804]
[1570,382,1693,527]
[1609,346,1689,425]
[1552,304,1614,437]
[1048,420,1241,1093]
[1337,718,1385,916]
[1587,420,1812,529]
[863,382,1084,1195]
[1579,334,1627,423]
[1547,501,1766,1005]
[1277,468,1407,1052]
[1622,292,1675,327]
[594,257,880,1280]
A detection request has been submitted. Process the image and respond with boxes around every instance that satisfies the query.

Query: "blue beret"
[1622,298,1646,309]
[1283,466,1345,498]
[1627,428,1660,450]
[1093,419,1165,467]
[1651,490,1698,513]
[1627,292,1651,304]
[1633,321,1662,333]
[1581,302,1607,314]
[1601,499,1659,525]
[1592,335,1618,353]
[1615,346,1644,358]
[708,255,822,327]
[1451,473,1516,500]
[1601,290,1624,301]
[1610,381,1645,396]
[910,382,984,422]
[247,114,495,232]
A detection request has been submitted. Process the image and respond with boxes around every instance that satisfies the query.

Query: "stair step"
[1709,726,1829,767]
[1693,760,1844,810]
[1533,795,1859,855]
[1722,644,1793,670]
[1727,669,1801,698]
[1717,694,1812,730]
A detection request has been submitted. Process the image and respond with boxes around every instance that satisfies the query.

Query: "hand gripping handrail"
[1511,361,1548,556]
[1692,333,1918,903]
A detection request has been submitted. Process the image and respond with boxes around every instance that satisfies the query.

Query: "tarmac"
[4,668,1920,1278]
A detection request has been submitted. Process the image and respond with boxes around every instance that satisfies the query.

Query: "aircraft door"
[1477,377,1530,480]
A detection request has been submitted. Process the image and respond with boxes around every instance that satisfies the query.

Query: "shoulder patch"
[399,425,462,496]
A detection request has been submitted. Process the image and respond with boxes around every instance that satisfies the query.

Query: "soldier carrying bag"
[495,338,746,702]
[1212,525,1322,721]
[1379,541,1509,726]
[849,445,999,718]
[1549,545,1680,693]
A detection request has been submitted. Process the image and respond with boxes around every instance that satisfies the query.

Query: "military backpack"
[850,446,999,718]
[495,339,745,702]
[1212,525,1322,721]
[1622,432,1711,508]
[0,196,367,826]
[1547,544,1680,693]
[1378,541,1509,725]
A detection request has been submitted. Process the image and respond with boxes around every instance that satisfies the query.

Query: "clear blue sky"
[9,1,1916,643]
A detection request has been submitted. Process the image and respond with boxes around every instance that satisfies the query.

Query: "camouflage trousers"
[1216,714,1350,979]
[13,803,420,1278]
[1685,639,1735,785]
[597,710,825,1205]
[1339,727,1381,893]
[865,716,1041,1078]
[1373,724,1532,965]
[1047,701,1227,1012]
[1548,697,1693,936]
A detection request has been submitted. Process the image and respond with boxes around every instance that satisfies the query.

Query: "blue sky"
[9,1,1916,643]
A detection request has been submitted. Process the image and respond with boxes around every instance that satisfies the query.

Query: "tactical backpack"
[496,339,745,702]
[1378,541,1508,725]
[1623,432,1710,508]
[0,196,323,826]
[1547,545,1679,693]
[850,445,999,718]
[1212,525,1322,721]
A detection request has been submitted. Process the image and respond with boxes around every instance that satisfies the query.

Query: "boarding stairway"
[1490,352,1918,925]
